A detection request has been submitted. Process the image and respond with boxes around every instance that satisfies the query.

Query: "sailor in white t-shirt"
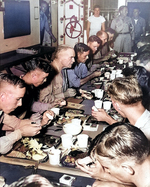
[86,5,106,41]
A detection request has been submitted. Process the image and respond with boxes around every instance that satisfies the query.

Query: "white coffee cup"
[110,73,116,80]
[94,100,103,109]
[49,149,61,165]
[104,72,110,79]
[61,134,73,148]
[94,89,104,99]
[119,59,123,64]
[112,70,116,74]
[103,101,112,111]
[51,107,60,115]
[116,73,123,78]
[77,134,88,148]
[129,61,133,67]
[116,69,122,74]
[71,118,81,125]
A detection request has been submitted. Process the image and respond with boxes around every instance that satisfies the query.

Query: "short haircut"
[133,7,140,12]
[40,0,48,6]
[74,43,90,53]
[136,52,150,66]
[0,73,26,88]
[91,122,150,164]
[105,28,116,35]
[96,30,107,38]
[87,35,101,45]
[74,43,90,60]
[107,76,143,104]
[93,5,100,10]
[8,174,53,187]
[119,5,127,12]
[137,44,150,54]
[23,58,51,74]
[51,44,73,60]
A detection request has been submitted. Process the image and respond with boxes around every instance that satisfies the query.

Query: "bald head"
[96,31,108,45]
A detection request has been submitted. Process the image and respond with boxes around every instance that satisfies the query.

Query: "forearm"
[86,21,90,41]
[101,22,105,31]
[105,114,117,125]
[93,57,106,64]
[31,101,52,114]
[2,114,21,131]
[86,30,89,41]
[80,73,95,86]
[93,54,111,64]
[0,129,22,154]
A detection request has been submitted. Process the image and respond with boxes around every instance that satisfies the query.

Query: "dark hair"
[74,43,90,61]
[136,52,150,66]
[133,7,140,12]
[93,5,100,10]
[105,28,116,35]
[23,58,51,74]
[105,28,117,41]
[8,174,53,187]
[91,122,150,164]
[119,6,127,12]
[87,35,101,45]
[40,0,48,6]
[0,73,26,88]
[137,44,150,54]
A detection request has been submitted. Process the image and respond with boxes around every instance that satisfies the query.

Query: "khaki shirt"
[39,71,65,104]
[0,113,22,154]
[111,15,133,33]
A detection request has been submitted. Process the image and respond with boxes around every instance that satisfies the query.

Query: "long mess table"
[0,55,130,185]
[0,98,107,186]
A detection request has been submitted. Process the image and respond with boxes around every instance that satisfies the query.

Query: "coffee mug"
[77,134,88,148]
[61,134,73,148]
[49,149,61,165]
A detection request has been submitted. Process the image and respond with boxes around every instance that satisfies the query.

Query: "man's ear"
[77,53,80,59]
[0,92,6,102]
[112,101,121,111]
[116,103,121,110]
[122,164,134,175]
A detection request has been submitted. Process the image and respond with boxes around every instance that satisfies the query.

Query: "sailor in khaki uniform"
[111,6,134,52]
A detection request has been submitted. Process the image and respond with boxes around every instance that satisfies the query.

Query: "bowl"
[63,123,82,135]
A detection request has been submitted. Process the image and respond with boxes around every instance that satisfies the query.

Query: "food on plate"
[57,116,73,124]
[32,152,47,161]
[6,150,26,158]
[82,92,93,100]
[61,149,88,168]
[6,138,47,161]
[60,155,76,168]
[22,138,47,160]
[79,89,93,100]
[65,109,84,117]
[44,135,61,147]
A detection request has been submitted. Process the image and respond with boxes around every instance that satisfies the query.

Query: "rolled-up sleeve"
[2,114,21,131]
[0,129,22,154]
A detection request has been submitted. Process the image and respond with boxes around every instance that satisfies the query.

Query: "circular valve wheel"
[65,21,82,39]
